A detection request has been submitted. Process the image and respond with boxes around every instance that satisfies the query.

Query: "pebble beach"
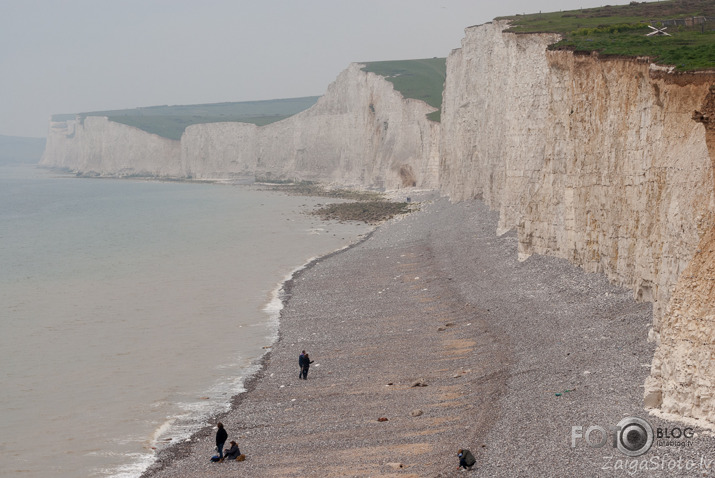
[141,196,715,477]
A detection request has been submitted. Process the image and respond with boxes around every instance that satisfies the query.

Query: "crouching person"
[457,449,476,470]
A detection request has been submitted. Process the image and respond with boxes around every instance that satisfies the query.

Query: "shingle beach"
[142,196,715,477]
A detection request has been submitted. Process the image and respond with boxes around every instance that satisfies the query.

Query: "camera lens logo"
[615,417,654,457]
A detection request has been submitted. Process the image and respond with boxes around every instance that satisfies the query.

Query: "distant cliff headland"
[41,0,715,427]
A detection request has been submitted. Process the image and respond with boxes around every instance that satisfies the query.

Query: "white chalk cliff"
[43,64,440,190]
[42,116,183,176]
[440,21,715,425]
[41,21,715,426]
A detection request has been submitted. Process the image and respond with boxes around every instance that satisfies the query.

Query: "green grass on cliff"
[54,97,320,141]
[498,0,715,71]
[360,58,446,122]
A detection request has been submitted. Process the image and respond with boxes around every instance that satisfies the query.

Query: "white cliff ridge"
[43,64,440,190]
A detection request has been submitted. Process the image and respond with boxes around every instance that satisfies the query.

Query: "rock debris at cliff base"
[142,197,714,477]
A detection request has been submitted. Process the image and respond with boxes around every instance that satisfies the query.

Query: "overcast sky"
[1,0,633,138]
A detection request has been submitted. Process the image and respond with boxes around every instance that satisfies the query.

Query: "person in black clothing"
[299,350,305,379]
[216,422,228,461]
[457,449,476,470]
[301,353,314,380]
[224,440,241,460]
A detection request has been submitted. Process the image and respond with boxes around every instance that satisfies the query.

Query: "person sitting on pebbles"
[224,440,241,460]
[457,449,476,470]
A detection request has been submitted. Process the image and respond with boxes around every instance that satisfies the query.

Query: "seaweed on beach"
[257,179,412,223]
[311,200,412,224]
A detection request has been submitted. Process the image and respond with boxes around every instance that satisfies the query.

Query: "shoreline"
[141,196,715,477]
[140,229,378,477]
[1,166,379,478]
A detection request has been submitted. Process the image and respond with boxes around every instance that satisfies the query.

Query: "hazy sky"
[1,0,633,138]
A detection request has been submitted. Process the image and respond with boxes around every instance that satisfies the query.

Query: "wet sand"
[142,196,715,477]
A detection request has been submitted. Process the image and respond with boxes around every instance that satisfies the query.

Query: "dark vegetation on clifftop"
[499,0,715,71]
[53,97,320,141]
[361,58,446,122]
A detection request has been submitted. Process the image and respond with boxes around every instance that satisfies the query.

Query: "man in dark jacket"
[301,353,314,380]
[299,350,305,378]
[216,422,228,460]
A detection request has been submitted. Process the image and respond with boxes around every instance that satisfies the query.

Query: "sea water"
[0,165,372,477]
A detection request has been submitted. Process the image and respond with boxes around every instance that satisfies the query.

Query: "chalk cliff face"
[43,64,440,190]
[180,122,258,179]
[42,116,183,176]
[648,86,715,423]
[180,64,441,188]
[440,20,715,425]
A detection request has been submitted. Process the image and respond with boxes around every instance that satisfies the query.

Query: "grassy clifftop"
[361,58,446,122]
[53,97,320,140]
[498,0,715,71]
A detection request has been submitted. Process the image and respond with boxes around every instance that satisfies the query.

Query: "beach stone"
[387,462,406,469]
[411,409,423,417]
[377,417,389,422]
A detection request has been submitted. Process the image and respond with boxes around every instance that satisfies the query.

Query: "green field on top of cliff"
[498,0,715,71]
[54,97,320,140]
[360,58,446,122]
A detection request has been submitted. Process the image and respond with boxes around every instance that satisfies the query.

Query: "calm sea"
[0,165,371,477]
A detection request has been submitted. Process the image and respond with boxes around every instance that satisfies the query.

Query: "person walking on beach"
[216,422,228,461]
[301,352,314,380]
[299,350,305,379]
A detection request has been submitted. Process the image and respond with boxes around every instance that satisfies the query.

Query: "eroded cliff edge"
[440,20,715,424]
